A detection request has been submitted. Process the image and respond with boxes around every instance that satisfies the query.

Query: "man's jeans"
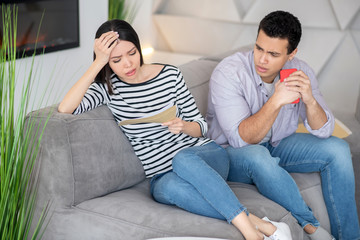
[226,133,360,240]
[151,141,247,223]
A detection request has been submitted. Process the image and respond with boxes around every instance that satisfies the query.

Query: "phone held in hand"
[280,68,299,104]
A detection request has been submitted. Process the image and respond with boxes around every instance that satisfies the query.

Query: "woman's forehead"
[110,40,136,57]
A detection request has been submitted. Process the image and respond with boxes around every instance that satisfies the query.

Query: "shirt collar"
[249,51,264,87]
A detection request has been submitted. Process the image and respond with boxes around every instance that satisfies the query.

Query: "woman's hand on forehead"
[94,31,119,65]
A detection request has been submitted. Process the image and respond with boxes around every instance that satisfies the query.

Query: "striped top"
[74,64,212,177]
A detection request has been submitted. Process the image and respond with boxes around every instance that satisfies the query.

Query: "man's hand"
[283,70,315,105]
[273,80,301,107]
[284,70,327,129]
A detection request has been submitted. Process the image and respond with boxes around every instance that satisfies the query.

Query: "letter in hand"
[280,68,299,104]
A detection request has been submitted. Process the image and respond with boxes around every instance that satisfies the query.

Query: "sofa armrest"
[26,105,145,209]
[26,105,76,208]
[355,86,360,123]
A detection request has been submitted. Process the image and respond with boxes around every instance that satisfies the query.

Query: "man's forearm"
[305,99,327,130]
[238,97,281,144]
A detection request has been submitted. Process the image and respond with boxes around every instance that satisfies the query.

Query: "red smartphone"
[280,68,299,104]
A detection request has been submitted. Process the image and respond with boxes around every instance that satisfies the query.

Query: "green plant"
[108,0,138,22]
[0,4,51,240]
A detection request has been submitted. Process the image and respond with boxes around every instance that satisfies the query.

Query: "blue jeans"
[150,141,247,223]
[226,133,360,240]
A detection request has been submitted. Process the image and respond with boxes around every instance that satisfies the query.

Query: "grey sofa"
[28,47,359,240]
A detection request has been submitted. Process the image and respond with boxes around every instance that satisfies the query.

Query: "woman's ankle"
[232,212,263,240]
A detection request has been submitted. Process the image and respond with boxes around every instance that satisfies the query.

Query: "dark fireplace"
[1,0,79,58]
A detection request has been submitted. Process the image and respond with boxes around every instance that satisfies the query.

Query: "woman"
[58,19,291,240]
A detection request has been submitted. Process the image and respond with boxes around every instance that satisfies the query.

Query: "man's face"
[253,29,297,83]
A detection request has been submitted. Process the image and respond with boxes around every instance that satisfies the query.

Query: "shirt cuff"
[304,110,334,138]
[195,119,208,137]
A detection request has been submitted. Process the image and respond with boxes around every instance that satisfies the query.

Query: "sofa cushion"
[30,105,146,206]
[39,171,329,240]
[67,105,146,204]
[54,180,303,240]
[291,173,330,232]
[356,85,360,123]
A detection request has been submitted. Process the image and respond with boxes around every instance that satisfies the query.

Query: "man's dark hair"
[257,10,302,54]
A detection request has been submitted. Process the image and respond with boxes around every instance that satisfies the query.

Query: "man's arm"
[238,96,280,144]
[208,60,301,147]
[238,79,300,144]
[304,99,327,130]
[284,70,327,130]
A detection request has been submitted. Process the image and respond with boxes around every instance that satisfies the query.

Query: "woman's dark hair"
[94,19,144,94]
[257,10,302,54]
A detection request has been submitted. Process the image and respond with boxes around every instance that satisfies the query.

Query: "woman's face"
[109,39,141,83]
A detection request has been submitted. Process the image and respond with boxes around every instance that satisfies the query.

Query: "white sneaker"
[262,216,293,240]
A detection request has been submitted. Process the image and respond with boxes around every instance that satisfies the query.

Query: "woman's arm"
[58,31,119,113]
[162,68,205,138]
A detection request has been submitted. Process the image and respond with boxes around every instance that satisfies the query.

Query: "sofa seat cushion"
[73,180,304,240]
[291,173,330,231]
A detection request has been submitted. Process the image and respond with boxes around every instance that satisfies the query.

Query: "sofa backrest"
[180,59,219,116]
[356,85,360,123]
[181,45,253,117]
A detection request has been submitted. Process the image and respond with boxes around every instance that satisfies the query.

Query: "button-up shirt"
[206,50,334,148]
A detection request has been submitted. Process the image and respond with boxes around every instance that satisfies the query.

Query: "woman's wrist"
[93,58,108,68]
[182,121,202,138]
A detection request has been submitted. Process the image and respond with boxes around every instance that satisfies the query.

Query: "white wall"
[131,0,157,50]
[15,0,108,113]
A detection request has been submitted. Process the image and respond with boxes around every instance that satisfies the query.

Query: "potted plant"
[108,0,138,22]
[0,4,51,239]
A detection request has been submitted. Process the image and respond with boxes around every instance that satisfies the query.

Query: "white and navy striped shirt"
[74,64,212,177]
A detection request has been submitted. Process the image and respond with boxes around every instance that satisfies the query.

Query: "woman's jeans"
[151,141,247,223]
[226,133,360,240]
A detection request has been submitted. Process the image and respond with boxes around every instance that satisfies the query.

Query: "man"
[206,10,360,240]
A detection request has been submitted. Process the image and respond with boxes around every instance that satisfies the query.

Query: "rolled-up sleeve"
[73,82,109,115]
[176,69,209,137]
[209,68,250,148]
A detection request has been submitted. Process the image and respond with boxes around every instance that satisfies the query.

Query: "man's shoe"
[262,216,293,240]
